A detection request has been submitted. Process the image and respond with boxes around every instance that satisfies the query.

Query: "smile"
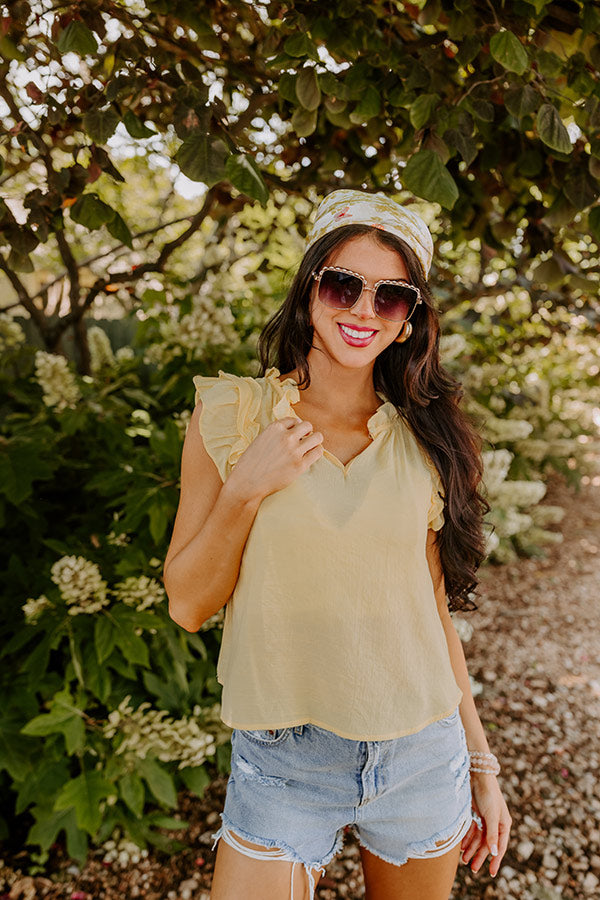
[338,323,378,346]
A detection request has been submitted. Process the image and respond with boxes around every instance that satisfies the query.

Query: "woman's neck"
[286,350,382,417]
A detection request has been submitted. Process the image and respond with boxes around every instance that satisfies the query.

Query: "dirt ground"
[2,472,599,900]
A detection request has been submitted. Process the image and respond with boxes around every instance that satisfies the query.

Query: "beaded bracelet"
[468,750,500,775]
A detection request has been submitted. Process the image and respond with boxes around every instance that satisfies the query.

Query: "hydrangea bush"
[0,246,597,868]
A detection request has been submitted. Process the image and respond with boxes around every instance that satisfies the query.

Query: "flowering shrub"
[0,256,596,868]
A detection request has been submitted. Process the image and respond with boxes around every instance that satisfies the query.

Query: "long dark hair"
[257,223,489,612]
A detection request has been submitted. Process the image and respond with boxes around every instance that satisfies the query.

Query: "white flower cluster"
[102,830,148,868]
[199,607,225,631]
[50,555,108,615]
[115,346,135,363]
[0,313,26,352]
[107,529,131,547]
[143,295,238,366]
[22,594,53,622]
[87,326,115,373]
[492,480,546,509]
[34,351,81,412]
[439,333,467,362]
[451,615,474,642]
[104,696,217,769]
[172,409,191,439]
[483,416,534,443]
[482,449,513,495]
[113,575,165,612]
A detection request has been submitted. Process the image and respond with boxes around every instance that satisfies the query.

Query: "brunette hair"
[257,223,489,612]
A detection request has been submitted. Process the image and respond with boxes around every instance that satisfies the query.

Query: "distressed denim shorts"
[211,705,473,899]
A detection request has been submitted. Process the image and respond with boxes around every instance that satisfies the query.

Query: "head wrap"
[305,189,434,279]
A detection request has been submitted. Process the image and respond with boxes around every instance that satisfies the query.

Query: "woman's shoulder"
[191,366,299,418]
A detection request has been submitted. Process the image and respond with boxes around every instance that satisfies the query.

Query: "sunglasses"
[311,266,422,323]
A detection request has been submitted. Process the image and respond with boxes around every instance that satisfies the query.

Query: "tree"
[0,0,599,371]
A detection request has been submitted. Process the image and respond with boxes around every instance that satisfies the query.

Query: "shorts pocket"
[436,706,461,728]
[235,727,292,745]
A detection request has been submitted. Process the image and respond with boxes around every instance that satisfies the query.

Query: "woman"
[163,190,512,900]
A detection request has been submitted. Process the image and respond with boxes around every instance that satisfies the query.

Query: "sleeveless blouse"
[192,367,462,740]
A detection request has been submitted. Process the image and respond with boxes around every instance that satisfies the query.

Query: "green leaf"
[563,170,600,210]
[278,72,297,104]
[180,765,210,797]
[504,84,539,119]
[148,502,169,544]
[175,132,229,184]
[402,150,459,210]
[56,21,98,55]
[535,49,562,78]
[70,193,114,230]
[295,68,321,111]
[54,771,114,835]
[119,773,145,818]
[589,206,600,242]
[28,806,78,854]
[283,33,318,59]
[106,210,133,248]
[443,128,477,166]
[224,153,269,206]
[490,30,528,75]
[465,98,494,122]
[525,0,551,14]
[409,94,439,130]
[0,35,26,61]
[114,629,150,668]
[122,110,155,139]
[0,726,34,781]
[95,615,116,664]
[21,691,85,754]
[291,107,317,137]
[536,104,572,154]
[83,107,120,144]
[533,257,564,287]
[139,757,177,808]
[350,85,381,123]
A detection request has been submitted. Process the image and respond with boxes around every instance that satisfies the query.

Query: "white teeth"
[339,324,376,339]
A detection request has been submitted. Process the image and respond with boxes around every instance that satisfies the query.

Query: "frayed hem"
[210,812,345,899]
[353,804,473,868]
[408,804,473,860]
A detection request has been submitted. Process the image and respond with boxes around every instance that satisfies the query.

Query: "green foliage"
[1,0,599,373]
[0,334,238,866]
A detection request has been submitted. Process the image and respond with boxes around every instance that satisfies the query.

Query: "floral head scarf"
[305,189,434,279]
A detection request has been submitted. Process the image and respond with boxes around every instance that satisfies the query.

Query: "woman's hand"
[226,416,324,504]
[461,773,512,878]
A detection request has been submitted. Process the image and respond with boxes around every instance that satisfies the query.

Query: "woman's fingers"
[489,813,512,877]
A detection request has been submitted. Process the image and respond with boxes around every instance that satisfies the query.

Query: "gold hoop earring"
[394,321,412,343]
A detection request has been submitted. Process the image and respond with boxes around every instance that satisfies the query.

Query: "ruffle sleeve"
[192,371,263,482]
[424,453,446,532]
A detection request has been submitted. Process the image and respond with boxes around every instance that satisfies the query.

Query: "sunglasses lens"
[318,270,362,309]
[374,283,419,321]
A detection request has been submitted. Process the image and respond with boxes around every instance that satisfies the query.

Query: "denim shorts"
[211,705,473,899]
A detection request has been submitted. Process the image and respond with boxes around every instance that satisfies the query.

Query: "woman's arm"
[425,528,512,878]
[164,404,323,632]
[425,528,489,750]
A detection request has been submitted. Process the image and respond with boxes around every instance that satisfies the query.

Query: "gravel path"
[2,474,599,900]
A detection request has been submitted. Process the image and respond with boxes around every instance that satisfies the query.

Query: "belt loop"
[294,724,304,735]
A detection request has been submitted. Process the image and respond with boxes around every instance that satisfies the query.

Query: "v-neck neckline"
[266,367,396,476]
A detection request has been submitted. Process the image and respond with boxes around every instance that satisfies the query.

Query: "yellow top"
[193,367,462,741]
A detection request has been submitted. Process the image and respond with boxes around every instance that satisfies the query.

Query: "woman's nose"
[351,285,378,319]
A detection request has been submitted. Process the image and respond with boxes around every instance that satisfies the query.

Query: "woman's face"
[308,233,411,371]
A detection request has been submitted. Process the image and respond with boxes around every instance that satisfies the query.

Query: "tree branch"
[61,184,223,328]
[0,253,49,336]
[55,230,81,312]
